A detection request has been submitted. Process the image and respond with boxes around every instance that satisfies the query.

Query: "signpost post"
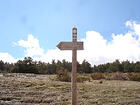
[57,27,84,105]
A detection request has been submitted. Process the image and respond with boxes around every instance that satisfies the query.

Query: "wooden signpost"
[57,27,84,105]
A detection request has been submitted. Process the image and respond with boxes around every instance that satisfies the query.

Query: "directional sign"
[57,42,83,50]
[56,27,84,105]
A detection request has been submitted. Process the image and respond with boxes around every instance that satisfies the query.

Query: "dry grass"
[0,73,140,105]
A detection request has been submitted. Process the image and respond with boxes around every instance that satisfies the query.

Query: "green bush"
[128,73,140,81]
[56,68,71,82]
[91,73,105,80]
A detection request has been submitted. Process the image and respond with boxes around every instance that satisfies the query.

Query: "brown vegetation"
[0,73,140,105]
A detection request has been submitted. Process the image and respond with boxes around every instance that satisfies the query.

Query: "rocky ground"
[0,73,140,105]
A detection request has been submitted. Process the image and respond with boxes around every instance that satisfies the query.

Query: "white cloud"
[1,20,140,65]
[17,35,39,48]
[133,22,140,40]
[40,20,140,65]
[0,53,17,63]
[38,49,72,63]
[16,34,44,57]
[125,21,133,28]
[77,21,140,65]
[125,20,140,40]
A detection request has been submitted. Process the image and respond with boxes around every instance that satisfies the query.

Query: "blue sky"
[1,0,140,65]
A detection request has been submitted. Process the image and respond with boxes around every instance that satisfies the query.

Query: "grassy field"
[0,73,140,105]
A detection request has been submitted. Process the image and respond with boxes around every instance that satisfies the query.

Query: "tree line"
[0,57,140,74]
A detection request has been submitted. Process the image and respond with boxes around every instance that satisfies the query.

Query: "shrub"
[127,73,140,81]
[107,72,129,80]
[77,74,91,83]
[91,73,105,80]
[56,68,71,82]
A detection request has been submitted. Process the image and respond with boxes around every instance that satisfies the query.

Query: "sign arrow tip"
[57,42,61,49]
